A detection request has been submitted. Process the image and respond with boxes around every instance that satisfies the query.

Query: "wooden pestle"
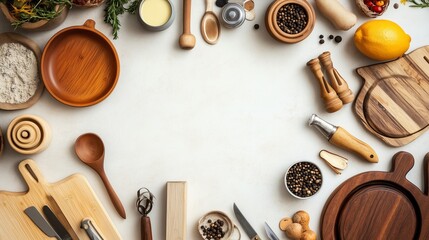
[179,0,196,49]
[318,51,354,104]
[307,58,343,113]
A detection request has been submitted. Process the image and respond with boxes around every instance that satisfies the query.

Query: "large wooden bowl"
[41,19,120,107]
[0,32,44,110]
[0,3,69,31]
[265,0,315,43]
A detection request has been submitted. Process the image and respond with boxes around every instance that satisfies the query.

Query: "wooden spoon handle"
[141,216,153,240]
[99,172,126,219]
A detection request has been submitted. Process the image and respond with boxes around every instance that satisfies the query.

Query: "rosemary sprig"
[103,0,141,39]
[407,0,429,7]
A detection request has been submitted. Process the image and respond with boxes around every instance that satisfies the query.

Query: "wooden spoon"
[179,0,196,49]
[200,0,220,45]
[74,133,126,219]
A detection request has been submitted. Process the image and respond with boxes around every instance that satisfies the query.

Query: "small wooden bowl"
[356,0,390,17]
[0,3,69,31]
[265,0,315,43]
[0,32,44,110]
[41,19,120,107]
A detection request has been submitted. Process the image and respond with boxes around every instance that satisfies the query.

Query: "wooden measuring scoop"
[75,133,126,219]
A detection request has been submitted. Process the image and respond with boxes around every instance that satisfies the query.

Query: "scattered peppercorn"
[286,162,322,198]
[393,3,399,8]
[201,218,227,240]
[319,34,324,39]
[276,3,308,34]
[334,36,342,43]
[328,34,334,39]
[254,24,260,30]
[215,0,228,8]
[319,39,325,44]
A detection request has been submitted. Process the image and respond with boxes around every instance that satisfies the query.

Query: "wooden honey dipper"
[318,51,354,104]
[307,58,343,113]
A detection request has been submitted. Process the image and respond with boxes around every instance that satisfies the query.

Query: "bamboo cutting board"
[355,45,429,147]
[321,151,429,240]
[0,159,121,239]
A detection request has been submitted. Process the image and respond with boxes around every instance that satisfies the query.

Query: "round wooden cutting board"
[321,151,429,240]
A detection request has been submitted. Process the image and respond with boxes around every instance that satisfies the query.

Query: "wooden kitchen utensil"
[200,0,220,45]
[179,0,196,49]
[166,181,187,240]
[321,151,429,239]
[75,133,126,219]
[41,19,119,107]
[355,45,429,147]
[318,51,354,104]
[0,159,121,239]
[307,58,343,113]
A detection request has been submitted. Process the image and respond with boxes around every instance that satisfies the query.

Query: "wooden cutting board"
[355,46,429,147]
[0,159,121,239]
[321,151,429,240]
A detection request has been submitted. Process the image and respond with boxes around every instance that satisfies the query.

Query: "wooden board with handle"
[355,45,429,147]
[0,159,121,239]
[321,151,429,239]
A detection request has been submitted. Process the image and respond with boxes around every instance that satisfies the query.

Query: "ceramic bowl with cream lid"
[138,0,175,31]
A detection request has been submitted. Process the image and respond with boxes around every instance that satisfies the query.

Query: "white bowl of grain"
[0,32,44,110]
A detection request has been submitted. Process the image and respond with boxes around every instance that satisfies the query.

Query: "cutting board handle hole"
[424,56,429,64]
[25,164,39,182]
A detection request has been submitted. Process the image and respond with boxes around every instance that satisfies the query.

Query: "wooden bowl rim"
[0,32,44,110]
[41,19,120,107]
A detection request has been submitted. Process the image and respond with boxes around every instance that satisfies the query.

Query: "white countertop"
[0,1,428,239]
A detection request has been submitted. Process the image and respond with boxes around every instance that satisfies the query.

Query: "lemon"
[354,20,411,61]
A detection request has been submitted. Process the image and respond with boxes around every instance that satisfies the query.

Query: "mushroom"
[292,210,310,231]
[285,223,303,240]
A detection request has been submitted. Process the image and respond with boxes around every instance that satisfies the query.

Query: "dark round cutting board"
[321,151,429,240]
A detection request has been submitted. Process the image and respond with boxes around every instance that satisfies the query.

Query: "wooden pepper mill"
[318,51,354,104]
[307,58,343,113]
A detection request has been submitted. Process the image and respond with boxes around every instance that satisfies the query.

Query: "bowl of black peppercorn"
[284,161,323,199]
[265,0,316,43]
[198,211,235,240]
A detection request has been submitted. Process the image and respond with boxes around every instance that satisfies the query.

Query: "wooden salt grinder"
[318,51,354,104]
[307,58,343,113]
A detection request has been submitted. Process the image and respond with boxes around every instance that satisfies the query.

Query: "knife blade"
[264,222,280,240]
[233,203,261,240]
[45,193,80,239]
[43,205,72,240]
[24,206,61,240]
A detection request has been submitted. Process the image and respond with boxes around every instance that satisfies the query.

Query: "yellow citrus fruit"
[354,20,411,61]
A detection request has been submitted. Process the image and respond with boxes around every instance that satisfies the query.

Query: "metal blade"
[43,205,72,240]
[233,203,260,239]
[24,206,61,240]
[264,222,280,240]
[46,194,80,239]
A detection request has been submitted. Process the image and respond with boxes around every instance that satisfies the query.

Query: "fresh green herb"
[4,0,71,27]
[407,0,429,7]
[103,0,140,39]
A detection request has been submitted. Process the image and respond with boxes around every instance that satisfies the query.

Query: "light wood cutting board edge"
[0,159,121,239]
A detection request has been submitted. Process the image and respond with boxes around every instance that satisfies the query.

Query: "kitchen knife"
[81,218,104,240]
[43,205,72,240]
[264,222,280,240]
[24,206,61,240]
[233,203,261,240]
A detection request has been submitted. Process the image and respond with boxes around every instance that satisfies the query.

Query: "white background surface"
[0,0,428,239]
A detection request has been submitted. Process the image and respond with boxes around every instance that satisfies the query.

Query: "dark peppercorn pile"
[286,162,322,198]
[201,219,226,240]
[276,4,308,34]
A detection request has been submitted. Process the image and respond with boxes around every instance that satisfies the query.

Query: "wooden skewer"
[318,51,354,104]
[307,58,343,113]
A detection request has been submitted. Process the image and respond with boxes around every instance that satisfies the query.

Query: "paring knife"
[43,205,72,240]
[233,203,261,240]
[264,222,280,240]
[24,206,61,240]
